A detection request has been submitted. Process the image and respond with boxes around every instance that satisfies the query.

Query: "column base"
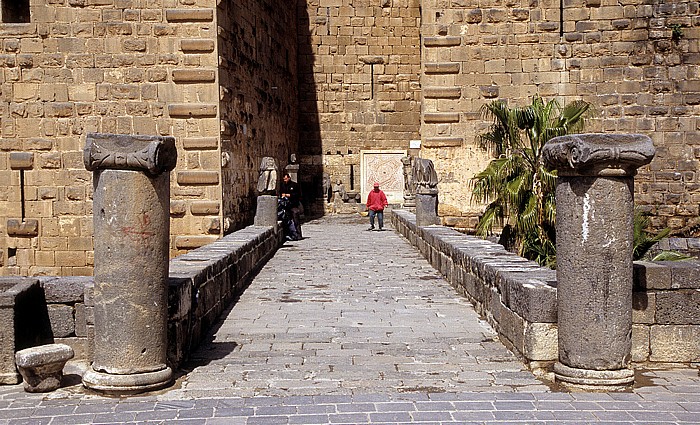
[554,362,634,391]
[254,195,278,226]
[82,367,172,395]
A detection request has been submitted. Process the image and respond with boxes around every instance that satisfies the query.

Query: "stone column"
[82,133,177,394]
[543,133,655,390]
[412,158,439,226]
[255,157,279,226]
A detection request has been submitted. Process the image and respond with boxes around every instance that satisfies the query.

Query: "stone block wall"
[420,0,700,232]
[0,223,281,381]
[1,1,298,276]
[633,260,700,363]
[393,209,700,366]
[297,0,421,204]
[216,0,298,235]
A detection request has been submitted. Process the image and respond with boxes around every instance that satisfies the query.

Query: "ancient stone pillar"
[401,155,416,209]
[543,133,655,390]
[255,157,279,226]
[82,133,177,394]
[412,158,439,226]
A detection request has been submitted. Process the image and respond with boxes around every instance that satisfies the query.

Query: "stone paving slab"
[0,215,698,423]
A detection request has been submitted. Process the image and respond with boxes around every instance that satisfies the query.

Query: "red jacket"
[366,189,388,211]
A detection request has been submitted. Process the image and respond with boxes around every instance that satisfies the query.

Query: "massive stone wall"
[297,0,421,205]
[421,0,700,232]
[0,1,298,276]
[217,0,298,232]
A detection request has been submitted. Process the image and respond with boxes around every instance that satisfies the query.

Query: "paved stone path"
[0,215,698,424]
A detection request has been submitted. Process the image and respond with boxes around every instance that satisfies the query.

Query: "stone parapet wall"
[633,260,700,363]
[392,210,700,366]
[0,224,281,379]
[392,209,560,365]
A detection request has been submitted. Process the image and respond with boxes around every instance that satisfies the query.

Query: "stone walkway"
[0,215,698,424]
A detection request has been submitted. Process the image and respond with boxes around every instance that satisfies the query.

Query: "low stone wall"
[633,261,700,363]
[0,224,282,380]
[392,210,700,366]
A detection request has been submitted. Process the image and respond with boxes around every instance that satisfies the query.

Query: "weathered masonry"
[2,0,700,276]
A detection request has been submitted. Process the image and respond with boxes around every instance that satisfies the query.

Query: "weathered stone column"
[543,133,655,390]
[412,158,439,226]
[82,133,177,394]
[254,157,279,226]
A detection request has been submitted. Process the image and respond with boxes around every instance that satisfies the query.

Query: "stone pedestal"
[415,191,439,226]
[254,195,278,226]
[15,344,74,392]
[82,133,177,394]
[543,133,655,390]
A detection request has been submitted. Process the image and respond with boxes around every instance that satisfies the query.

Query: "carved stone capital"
[543,133,655,177]
[84,133,177,176]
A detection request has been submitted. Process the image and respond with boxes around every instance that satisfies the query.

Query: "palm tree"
[471,96,591,267]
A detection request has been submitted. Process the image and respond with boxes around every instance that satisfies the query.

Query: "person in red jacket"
[366,182,388,231]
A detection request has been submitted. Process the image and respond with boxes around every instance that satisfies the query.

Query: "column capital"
[84,133,177,176]
[543,133,655,177]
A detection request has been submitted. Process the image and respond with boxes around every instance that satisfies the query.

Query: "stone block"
[423,36,461,47]
[180,39,215,52]
[422,137,463,148]
[74,303,87,337]
[0,278,52,385]
[650,325,700,362]
[423,86,461,99]
[666,260,700,289]
[175,235,218,250]
[523,322,558,361]
[9,152,33,170]
[39,276,89,303]
[632,291,655,324]
[168,104,217,118]
[634,261,671,290]
[655,291,700,325]
[358,55,384,64]
[424,62,460,74]
[423,112,460,123]
[631,324,650,362]
[190,201,220,215]
[172,69,216,83]
[177,171,220,185]
[15,344,74,392]
[165,9,214,22]
[47,304,75,338]
[182,137,219,150]
[6,219,39,237]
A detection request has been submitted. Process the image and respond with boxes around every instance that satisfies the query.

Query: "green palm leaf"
[472,96,592,267]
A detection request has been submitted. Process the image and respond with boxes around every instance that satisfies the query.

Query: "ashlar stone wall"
[0,0,298,276]
[420,0,700,231]
[297,0,421,203]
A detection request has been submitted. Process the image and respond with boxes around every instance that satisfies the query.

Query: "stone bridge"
[1,214,700,425]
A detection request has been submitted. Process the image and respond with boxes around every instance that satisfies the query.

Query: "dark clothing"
[279,179,302,240]
[280,180,301,208]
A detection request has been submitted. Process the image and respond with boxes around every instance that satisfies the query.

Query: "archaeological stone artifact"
[82,133,177,394]
[543,133,655,390]
[412,158,439,226]
[255,157,280,226]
